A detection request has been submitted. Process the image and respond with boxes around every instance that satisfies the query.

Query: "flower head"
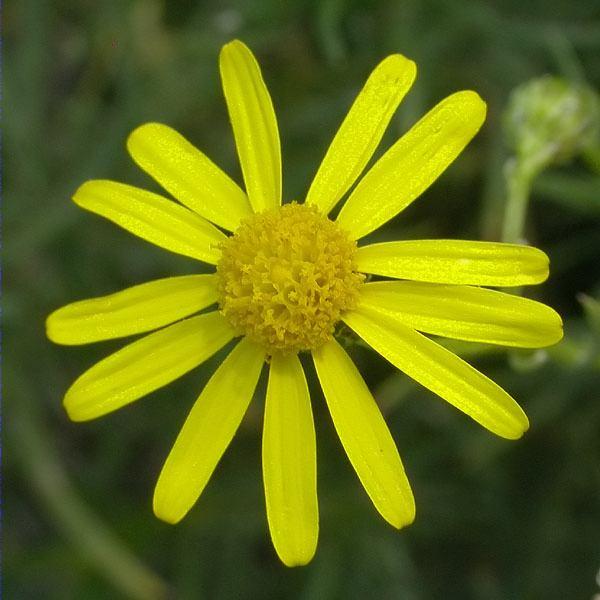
[217,202,364,353]
[47,40,563,567]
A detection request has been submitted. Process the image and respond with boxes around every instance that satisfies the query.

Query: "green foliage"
[5,0,600,598]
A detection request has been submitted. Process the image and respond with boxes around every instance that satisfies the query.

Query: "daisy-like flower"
[47,40,563,567]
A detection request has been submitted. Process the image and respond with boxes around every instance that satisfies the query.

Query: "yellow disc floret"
[216,203,364,354]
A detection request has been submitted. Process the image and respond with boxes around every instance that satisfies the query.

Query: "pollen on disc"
[216,203,364,354]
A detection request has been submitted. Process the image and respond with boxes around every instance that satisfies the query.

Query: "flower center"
[216,203,364,354]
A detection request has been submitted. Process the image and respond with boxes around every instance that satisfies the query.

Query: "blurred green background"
[5,1,600,598]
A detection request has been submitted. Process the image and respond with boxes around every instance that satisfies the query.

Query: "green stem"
[501,159,535,244]
[8,371,169,600]
[501,157,541,368]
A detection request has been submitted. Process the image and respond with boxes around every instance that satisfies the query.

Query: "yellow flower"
[47,40,563,567]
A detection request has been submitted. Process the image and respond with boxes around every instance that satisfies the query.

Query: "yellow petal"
[73,180,226,263]
[359,281,563,348]
[312,339,415,528]
[337,91,487,239]
[64,312,234,421]
[343,309,529,439]
[356,239,549,286]
[263,354,318,567]
[46,275,219,345]
[220,40,281,212]
[126,123,252,231]
[306,54,416,215]
[153,338,264,524]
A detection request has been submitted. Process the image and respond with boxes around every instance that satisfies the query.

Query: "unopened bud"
[503,76,600,172]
